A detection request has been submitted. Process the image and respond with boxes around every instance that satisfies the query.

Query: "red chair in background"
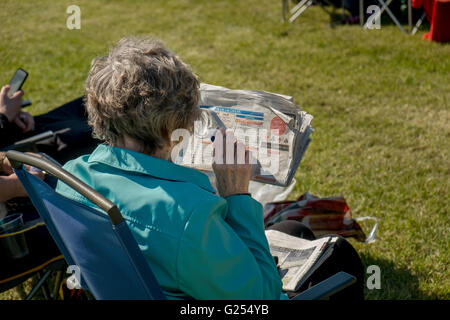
[413,0,450,42]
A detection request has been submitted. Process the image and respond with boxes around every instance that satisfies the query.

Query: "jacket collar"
[88,144,216,193]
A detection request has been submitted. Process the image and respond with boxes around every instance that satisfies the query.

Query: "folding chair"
[6,150,356,300]
[1,132,68,300]
[291,271,356,300]
[6,150,165,300]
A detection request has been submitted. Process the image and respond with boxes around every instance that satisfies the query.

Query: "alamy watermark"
[66,5,81,30]
[366,5,381,30]
[66,265,82,289]
[366,265,381,290]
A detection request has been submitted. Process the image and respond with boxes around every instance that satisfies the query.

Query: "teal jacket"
[56,144,286,300]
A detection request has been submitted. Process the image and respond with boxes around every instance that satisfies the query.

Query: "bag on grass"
[264,192,378,243]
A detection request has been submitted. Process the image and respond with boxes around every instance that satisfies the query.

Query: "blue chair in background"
[6,150,355,300]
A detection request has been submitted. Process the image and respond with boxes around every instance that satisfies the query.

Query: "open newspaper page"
[265,230,337,292]
[173,83,313,187]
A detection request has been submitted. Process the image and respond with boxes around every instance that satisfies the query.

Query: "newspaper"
[265,230,337,292]
[173,83,314,187]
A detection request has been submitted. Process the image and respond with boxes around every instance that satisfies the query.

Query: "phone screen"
[8,68,28,98]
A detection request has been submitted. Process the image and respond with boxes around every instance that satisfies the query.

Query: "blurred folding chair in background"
[361,0,410,33]
[282,0,346,23]
[360,0,431,35]
[6,150,356,300]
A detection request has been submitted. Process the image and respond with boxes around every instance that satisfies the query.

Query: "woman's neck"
[114,136,171,161]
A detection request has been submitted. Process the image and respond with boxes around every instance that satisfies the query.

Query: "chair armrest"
[290,271,356,300]
[6,150,123,225]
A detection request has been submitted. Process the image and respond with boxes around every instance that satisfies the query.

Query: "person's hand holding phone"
[0,85,24,122]
[212,128,253,198]
[1,69,34,132]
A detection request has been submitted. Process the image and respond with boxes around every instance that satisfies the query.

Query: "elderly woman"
[55,37,284,300]
[56,37,364,300]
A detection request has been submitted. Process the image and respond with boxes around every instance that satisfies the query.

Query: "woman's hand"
[0,85,24,122]
[212,129,253,198]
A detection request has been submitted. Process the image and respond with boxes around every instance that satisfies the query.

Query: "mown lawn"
[0,0,448,299]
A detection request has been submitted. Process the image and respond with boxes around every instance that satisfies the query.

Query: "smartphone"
[8,68,28,98]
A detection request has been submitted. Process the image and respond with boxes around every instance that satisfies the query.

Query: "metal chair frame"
[360,0,426,34]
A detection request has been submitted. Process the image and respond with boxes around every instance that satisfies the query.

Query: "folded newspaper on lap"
[265,230,337,292]
[173,83,314,187]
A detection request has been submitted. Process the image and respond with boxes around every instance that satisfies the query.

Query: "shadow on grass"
[360,253,438,300]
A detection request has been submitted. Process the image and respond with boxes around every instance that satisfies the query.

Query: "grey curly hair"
[85,36,201,153]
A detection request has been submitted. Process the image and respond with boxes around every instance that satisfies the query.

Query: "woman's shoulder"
[55,154,97,203]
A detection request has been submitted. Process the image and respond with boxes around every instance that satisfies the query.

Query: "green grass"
[1,0,449,300]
